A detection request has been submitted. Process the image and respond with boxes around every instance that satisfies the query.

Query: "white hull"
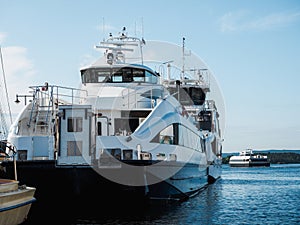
[229,160,270,167]
[208,158,222,182]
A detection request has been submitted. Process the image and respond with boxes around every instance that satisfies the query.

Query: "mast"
[95,27,145,65]
[0,45,12,140]
[181,37,185,80]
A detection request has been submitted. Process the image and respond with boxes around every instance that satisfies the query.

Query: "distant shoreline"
[222,152,300,164]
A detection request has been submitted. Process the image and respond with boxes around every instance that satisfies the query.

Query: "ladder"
[27,86,54,134]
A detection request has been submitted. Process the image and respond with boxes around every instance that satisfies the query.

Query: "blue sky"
[0,0,300,152]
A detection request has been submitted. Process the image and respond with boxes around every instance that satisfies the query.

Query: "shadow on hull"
[1,159,215,224]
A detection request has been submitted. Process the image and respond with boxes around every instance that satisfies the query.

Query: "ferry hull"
[207,158,222,183]
[229,162,270,167]
[1,159,211,220]
[249,159,270,167]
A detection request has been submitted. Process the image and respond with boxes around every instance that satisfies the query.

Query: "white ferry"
[1,28,224,217]
[229,149,270,167]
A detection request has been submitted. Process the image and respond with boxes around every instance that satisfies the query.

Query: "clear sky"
[0,0,300,152]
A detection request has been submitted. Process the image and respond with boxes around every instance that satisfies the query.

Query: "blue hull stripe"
[0,198,36,212]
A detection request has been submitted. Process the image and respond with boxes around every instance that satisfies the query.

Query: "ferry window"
[178,124,202,152]
[190,87,205,105]
[145,71,157,84]
[151,124,177,145]
[87,71,97,83]
[17,150,27,160]
[114,118,139,136]
[133,76,144,82]
[81,67,158,84]
[67,117,83,132]
[67,141,82,156]
[198,111,212,131]
[161,125,173,144]
[123,68,133,82]
[132,69,145,82]
[81,70,89,83]
[81,69,110,83]
[96,70,111,82]
[112,75,122,82]
[82,69,97,83]
[98,75,108,82]
[97,122,102,136]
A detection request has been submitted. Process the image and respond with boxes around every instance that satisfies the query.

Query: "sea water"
[23,164,300,224]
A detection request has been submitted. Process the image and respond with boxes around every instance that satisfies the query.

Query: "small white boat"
[229,149,270,167]
[0,178,36,225]
[0,47,36,225]
[0,141,36,225]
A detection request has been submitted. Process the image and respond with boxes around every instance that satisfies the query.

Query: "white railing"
[27,84,87,129]
[122,84,164,109]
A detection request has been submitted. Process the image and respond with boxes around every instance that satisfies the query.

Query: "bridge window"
[145,71,158,83]
[81,67,158,84]
[112,74,122,82]
[132,69,145,82]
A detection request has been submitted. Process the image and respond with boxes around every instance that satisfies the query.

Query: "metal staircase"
[26,85,54,134]
[26,84,87,134]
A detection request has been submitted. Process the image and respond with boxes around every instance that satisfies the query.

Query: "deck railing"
[27,84,87,130]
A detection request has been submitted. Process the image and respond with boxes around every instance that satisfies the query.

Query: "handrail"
[26,84,88,129]
[121,84,163,109]
[27,88,38,127]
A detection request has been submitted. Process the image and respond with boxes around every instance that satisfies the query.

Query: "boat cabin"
[240,149,253,156]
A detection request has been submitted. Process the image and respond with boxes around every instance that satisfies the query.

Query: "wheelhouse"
[81,66,159,84]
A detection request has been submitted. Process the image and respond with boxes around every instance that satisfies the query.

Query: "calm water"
[24,164,300,224]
